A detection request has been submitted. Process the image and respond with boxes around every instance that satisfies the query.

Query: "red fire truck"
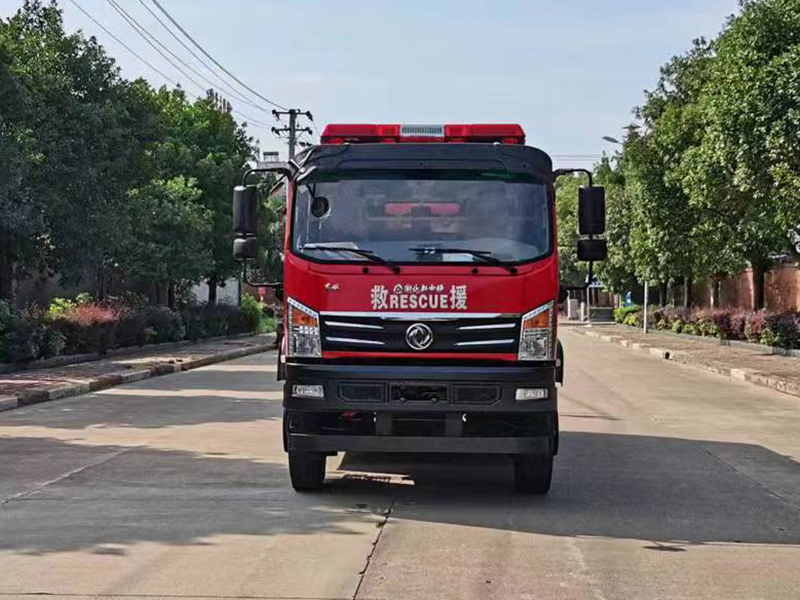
[233,123,606,494]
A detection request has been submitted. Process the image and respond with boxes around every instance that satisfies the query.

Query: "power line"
[108,0,272,129]
[68,0,179,91]
[133,0,271,116]
[150,0,289,111]
[67,0,272,130]
[107,0,207,93]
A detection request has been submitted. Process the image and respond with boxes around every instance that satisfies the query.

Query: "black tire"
[514,451,554,494]
[288,451,326,492]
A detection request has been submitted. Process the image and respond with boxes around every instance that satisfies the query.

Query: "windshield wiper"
[409,247,518,274]
[303,245,401,273]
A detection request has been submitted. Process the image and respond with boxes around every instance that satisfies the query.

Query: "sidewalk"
[567,323,800,399]
[0,333,275,412]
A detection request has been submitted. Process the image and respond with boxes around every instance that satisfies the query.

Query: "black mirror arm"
[241,161,298,186]
[241,261,282,289]
[553,168,593,187]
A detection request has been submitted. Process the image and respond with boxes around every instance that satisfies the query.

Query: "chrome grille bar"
[325,320,384,330]
[325,337,385,346]
[455,339,516,347]
[457,323,516,331]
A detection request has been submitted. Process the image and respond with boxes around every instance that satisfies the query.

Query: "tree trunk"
[752,263,767,310]
[0,241,14,302]
[710,278,720,308]
[208,274,218,304]
[97,266,107,301]
[167,281,176,310]
[659,282,668,307]
[0,244,13,302]
[683,274,693,308]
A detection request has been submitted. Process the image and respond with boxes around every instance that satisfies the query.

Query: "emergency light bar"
[320,123,525,145]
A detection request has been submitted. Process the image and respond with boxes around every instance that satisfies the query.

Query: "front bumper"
[283,361,557,413]
[283,361,557,455]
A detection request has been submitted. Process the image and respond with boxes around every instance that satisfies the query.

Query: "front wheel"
[288,451,326,492]
[514,451,553,494]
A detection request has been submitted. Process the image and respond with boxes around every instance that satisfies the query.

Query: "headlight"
[518,301,554,361]
[286,297,321,358]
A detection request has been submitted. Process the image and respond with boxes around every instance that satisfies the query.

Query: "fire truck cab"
[233,123,606,494]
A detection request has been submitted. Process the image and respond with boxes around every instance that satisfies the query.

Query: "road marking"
[0,445,139,507]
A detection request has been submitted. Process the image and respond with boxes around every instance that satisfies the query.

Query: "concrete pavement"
[1,328,799,599]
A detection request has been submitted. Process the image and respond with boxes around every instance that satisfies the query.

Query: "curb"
[0,332,259,375]
[577,329,800,399]
[0,335,275,413]
[610,325,800,358]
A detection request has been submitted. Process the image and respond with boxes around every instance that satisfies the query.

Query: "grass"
[259,315,277,333]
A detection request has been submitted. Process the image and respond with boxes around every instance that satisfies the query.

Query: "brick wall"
[694,264,800,311]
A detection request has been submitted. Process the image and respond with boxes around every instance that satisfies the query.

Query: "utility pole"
[272,109,313,160]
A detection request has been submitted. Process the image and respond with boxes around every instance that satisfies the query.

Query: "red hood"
[284,252,558,316]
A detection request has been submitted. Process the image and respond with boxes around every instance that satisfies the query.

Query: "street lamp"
[602,136,621,145]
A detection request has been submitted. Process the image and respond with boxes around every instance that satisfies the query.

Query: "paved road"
[1,327,799,600]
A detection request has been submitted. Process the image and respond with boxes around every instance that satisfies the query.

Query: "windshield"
[292,170,552,265]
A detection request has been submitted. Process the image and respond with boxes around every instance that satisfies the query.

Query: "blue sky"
[3,0,738,167]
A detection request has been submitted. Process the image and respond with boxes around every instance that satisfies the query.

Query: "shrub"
[56,303,122,354]
[116,310,148,347]
[110,291,150,310]
[2,294,261,365]
[240,294,262,332]
[683,323,698,336]
[183,304,250,339]
[729,310,748,341]
[656,319,668,331]
[0,300,15,357]
[46,297,77,320]
[142,306,185,343]
[614,305,640,324]
[41,328,66,358]
[672,320,684,334]
[75,292,94,305]
[2,320,46,363]
[744,311,768,343]
[764,312,800,349]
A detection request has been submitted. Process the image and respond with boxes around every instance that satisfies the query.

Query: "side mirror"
[579,186,606,235]
[577,238,608,262]
[233,185,258,235]
[233,237,258,261]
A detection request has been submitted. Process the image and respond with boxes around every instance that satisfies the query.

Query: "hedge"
[616,304,800,350]
[0,294,266,365]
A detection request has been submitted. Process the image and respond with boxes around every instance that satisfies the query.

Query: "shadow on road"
[337,431,800,548]
[1,430,799,557]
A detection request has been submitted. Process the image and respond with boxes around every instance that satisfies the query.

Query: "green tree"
[122,177,213,305]
[1,1,159,298]
[684,0,800,308]
[0,37,41,300]
[148,89,255,302]
[622,40,725,305]
[593,157,638,294]
[555,173,587,287]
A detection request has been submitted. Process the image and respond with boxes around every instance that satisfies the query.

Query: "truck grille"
[320,313,519,354]
[335,381,502,406]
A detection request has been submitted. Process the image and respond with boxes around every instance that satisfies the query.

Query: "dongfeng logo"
[405,323,434,351]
